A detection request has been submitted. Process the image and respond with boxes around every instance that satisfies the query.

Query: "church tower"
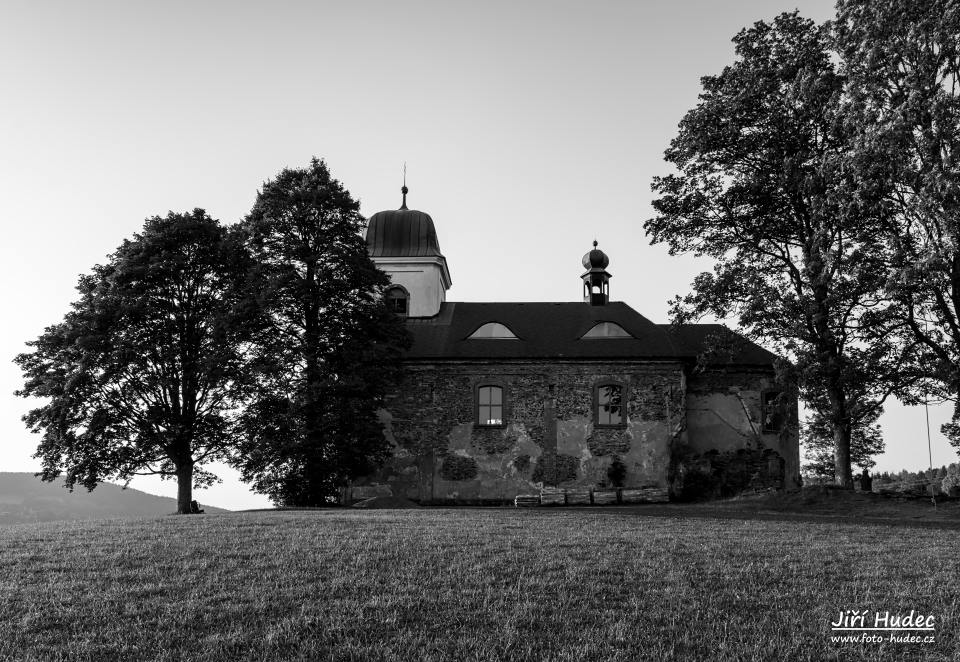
[365,185,452,318]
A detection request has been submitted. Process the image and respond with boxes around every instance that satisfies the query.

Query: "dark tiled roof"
[657,323,779,366]
[403,302,777,365]
[366,209,443,257]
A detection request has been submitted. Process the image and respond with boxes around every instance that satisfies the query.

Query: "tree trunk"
[176,461,194,514]
[833,423,853,488]
[826,372,854,488]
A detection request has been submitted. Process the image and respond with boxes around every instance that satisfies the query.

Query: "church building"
[351,186,800,504]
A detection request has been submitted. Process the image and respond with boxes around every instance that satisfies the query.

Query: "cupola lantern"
[581,240,611,306]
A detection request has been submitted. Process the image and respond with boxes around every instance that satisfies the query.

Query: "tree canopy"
[646,12,908,486]
[15,210,256,513]
[836,0,960,447]
[236,158,410,505]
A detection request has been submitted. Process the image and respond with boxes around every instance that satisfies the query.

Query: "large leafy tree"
[836,0,960,447]
[646,13,907,486]
[802,409,884,480]
[15,211,255,513]
[237,158,409,505]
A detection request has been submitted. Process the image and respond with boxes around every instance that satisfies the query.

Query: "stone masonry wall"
[350,361,687,503]
[349,362,799,503]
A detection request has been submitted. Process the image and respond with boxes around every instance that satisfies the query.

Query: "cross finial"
[400,162,408,210]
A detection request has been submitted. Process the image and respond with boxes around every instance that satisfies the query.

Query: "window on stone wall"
[762,391,785,433]
[595,383,625,427]
[477,385,504,426]
[385,286,408,316]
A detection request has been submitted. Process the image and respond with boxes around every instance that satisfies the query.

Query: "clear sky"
[2,0,953,510]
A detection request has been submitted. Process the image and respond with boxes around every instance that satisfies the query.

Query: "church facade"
[351,188,800,504]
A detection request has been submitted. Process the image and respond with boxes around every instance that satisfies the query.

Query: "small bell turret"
[581,240,611,306]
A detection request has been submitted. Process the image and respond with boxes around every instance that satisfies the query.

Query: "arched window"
[466,322,519,339]
[476,385,505,427]
[385,286,408,316]
[595,382,626,427]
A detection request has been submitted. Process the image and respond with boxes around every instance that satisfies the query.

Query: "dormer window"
[385,286,408,316]
[467,322,519,339]
[581,322,632,339]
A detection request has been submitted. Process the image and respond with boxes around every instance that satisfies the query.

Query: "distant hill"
[0,473,229,524]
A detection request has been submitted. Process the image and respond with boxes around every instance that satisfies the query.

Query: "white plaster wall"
[686,390,800,486]
[374,259,448,318]
[686,392,762,452]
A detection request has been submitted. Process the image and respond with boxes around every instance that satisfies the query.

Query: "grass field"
[1,505,958,661]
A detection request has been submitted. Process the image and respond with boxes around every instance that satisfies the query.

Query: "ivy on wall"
[472,426,519,454]
[586,429,632,456]
[512,454,531,473]
[439,455,479,481]
[532,454,579,485]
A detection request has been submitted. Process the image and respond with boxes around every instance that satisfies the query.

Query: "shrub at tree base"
[671,446,786,501]
[439,456,479,482]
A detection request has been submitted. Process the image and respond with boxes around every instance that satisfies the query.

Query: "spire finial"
[400,162,408,210]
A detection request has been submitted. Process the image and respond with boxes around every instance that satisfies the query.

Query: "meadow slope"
[0,472,228,524]
[1,509,957,661]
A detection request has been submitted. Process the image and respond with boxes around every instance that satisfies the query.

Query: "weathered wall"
[350,361,686,503]
[678,369,800,498]
[349,362,800,503]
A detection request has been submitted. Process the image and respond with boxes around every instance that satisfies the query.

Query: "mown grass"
[1,509,957,661]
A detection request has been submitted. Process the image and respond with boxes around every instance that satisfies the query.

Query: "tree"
[236,158,409,505]
[802,409,884,479]
[645,12,909,487]
[15,211,255,513]
[835,0,960,448]
[943,472,960,494]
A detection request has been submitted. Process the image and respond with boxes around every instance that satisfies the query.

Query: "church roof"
[403,302,777,364]
[366,208,443,257]
[659,323,779,366]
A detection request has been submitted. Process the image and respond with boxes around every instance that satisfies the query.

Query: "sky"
[1,0,954,511]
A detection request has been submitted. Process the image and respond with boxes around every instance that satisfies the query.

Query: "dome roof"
[365,187,443,257]
[582,241,609,269]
